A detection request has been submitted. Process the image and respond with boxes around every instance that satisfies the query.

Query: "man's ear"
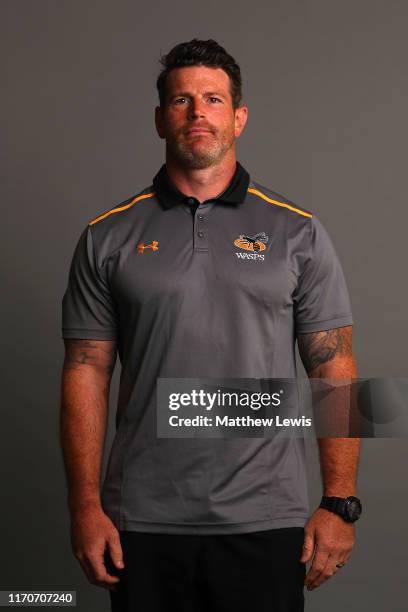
[234,106,248,138]
[155,106,166,139]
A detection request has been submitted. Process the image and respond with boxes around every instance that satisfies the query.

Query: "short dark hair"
[156,39,242,109]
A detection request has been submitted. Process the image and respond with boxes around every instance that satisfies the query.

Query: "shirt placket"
[184,197,214,252]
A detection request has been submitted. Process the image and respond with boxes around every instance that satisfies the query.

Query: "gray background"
[1,0,407,609]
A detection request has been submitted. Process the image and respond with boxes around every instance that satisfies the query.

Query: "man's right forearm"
[60,339,117,515]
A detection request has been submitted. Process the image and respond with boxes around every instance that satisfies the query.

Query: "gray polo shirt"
[62,161,353,534]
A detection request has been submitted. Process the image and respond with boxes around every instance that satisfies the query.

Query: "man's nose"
[188,97,206,119]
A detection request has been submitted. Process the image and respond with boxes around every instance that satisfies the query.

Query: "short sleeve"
[293,215,353,334]
[62,225,117,340]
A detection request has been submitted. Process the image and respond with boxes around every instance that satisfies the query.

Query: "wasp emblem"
[234,232,268,252]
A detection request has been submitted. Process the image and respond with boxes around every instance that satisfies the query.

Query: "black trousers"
[106,527,306,612]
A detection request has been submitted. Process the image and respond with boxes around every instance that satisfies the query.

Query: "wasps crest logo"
[234,232,268,252]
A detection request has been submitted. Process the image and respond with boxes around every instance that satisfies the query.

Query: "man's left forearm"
[298,326,361,496]
[313,354,361,498]
[317,437,360,496]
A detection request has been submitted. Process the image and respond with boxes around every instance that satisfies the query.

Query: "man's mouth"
[186,128,213,136]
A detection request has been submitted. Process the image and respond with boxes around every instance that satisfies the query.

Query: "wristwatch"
[319,496,362,523]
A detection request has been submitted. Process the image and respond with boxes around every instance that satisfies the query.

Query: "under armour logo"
[137,241,159,254]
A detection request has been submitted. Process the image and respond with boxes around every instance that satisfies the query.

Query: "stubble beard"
[166,128,235,170]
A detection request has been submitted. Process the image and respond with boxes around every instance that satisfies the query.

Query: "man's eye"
[174,98,187,104]
[209,97,221,103]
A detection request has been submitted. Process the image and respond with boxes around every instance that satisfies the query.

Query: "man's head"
[155,39,248,169]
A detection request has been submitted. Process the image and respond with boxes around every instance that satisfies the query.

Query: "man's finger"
[107,533,125,570]
[304,547,330,589]
[306,552,340,590]
[300,530,315,564]
[86,553,121,589]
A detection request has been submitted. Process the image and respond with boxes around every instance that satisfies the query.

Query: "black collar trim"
[153,161,250,209]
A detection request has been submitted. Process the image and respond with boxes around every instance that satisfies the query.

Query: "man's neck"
[165,152,237,203]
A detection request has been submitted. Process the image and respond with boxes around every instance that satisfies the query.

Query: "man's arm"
[297,326,361,590]
[60,339,124,590]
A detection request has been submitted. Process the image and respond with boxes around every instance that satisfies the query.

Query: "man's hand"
[300,508,354,590]
[70,504,125,591]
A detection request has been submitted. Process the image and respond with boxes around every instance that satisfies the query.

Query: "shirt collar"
[152,161,250,209]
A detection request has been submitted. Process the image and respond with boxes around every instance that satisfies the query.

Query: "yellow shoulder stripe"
[247,187,312,218]
[89,192,156,226]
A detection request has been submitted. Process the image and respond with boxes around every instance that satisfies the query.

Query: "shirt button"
[197,231,204,238]
[197,214,204,220]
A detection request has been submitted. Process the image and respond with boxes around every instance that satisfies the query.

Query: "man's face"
[155,66,248,169]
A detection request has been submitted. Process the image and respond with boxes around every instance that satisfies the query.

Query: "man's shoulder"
[247,179,313,220]
[87,185,156,229]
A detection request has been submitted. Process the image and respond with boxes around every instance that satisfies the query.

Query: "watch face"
[345,497,362,521]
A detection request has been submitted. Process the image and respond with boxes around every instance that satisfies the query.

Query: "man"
[60,39,361,612]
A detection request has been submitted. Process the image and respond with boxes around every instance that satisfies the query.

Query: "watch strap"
[320,496,347,516]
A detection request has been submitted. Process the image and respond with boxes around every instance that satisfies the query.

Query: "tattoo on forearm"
[297,326,352,374]
[63,339,117,375]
